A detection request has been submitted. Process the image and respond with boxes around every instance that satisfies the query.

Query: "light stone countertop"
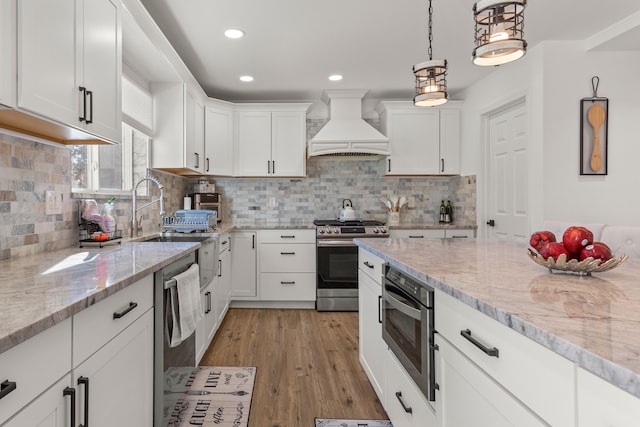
[355,237,640,398]
[0,241,200,355]
[387,223,477,230]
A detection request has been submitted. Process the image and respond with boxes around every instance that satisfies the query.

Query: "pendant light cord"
[428,0,433,60]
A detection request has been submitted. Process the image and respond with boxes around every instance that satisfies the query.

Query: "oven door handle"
[317,240,356,247]
[384,290,422,321]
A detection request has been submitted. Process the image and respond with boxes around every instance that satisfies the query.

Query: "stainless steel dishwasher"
[153,251,197,427]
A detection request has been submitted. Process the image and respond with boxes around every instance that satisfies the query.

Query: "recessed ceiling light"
[224,29,245,39]
[328,74,343,81]
[239,75,254,82]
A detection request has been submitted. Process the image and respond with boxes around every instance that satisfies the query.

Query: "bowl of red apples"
[527,226,628,275]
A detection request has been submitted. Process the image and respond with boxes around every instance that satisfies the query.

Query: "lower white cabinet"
[385,349,437,427]
[389,229,444,239]
[230,231,257,299]
[196,280,217,364]
[73,309,154,427]
[358,260,385,401]
[3,374,73,427]
[216,236,231,324]
[577,367,640,427]
[435,334,545,427]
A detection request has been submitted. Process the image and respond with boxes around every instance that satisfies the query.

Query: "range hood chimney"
[308,89,389,157]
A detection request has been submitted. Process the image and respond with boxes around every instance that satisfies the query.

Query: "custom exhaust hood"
[308,89,389,157]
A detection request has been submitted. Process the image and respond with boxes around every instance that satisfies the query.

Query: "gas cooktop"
[314,219,388,238]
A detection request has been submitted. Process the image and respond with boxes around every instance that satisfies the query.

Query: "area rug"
[315,419,393,427]
[164,366,256,427]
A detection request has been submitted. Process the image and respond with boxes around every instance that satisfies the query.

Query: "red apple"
[530,231,556,252]
[562,226,594,254]
[579,242,613,263]
[539,242,571,261]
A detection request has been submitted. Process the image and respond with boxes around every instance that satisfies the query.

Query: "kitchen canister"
[387,211,400,226]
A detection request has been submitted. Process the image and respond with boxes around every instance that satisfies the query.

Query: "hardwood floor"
[199,308,388,427]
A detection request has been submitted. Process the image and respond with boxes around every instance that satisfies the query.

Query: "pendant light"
[472,0,527,66]
[413,0,448,107]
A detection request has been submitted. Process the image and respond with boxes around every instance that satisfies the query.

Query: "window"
[71,123,150,196]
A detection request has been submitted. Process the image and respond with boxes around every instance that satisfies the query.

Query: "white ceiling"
[136,0,640,103]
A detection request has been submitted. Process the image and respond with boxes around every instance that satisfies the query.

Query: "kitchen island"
[356,237,640,425]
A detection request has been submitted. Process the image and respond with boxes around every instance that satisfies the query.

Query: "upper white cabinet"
[17,0,122,143]
[377,101,461,175]
[151,82,205,174]
[235,104,310,177]
[204,102,234,176]
[0,0,16,108]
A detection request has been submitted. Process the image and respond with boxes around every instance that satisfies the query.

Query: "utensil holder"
[387,211,400,226]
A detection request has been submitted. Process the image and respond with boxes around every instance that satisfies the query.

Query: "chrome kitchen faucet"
[131,174,164,237]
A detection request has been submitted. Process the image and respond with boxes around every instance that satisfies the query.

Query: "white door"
[271,111,305,176]
[487,101,529,242]
[204,106,234,176]
[236,111,272,176]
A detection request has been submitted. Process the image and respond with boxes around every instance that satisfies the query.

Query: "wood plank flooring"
[199,308,388,427]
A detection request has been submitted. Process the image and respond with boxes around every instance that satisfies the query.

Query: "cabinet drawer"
[435,290,574,427]
[260,243,315,272]
[73,275,153,366]
[384,349,435,427]
[389,229,444,239]
[260,273,315,300]
[0,318,71,425]
[259,229,315,244]
[358,248,384,284]
[444,229,475,239]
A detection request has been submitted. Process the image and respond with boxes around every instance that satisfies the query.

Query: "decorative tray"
[527,248,628,275]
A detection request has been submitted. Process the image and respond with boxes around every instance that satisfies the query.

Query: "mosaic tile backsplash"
[0,122,476,260]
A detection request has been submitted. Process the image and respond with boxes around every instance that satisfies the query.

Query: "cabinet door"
[74,310,153,427]
[236,111,272,176]
[386,110,440,175]
[185,88,205,172]
[271,111,305,176]
[196,281,216,364]
[389,229,444,239]
[3,375,73,427]
[230,231,257,299]
[81,0,121,142]
[439,108,460,175]
[18,0,78,125]
[436,335,546,427]
[205,105,233,176]
[216,248,231,323]
[358,271,385,401]
[0,0,16,107]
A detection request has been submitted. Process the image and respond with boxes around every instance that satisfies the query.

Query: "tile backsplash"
[0,125,476,260]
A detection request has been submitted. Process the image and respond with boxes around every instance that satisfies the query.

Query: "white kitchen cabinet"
[3,374,73,427]
[0,0,16,108]
[17,0,122,143]
[385,348,437,427]
[204,103,234,176]
[444,229,475,239]
[435,334,545,427]
[376,101,461,175]
[216,232,232,324]
[389,229,445,239]
[436,289,575,427]
[73,309,153,427]
[0,319,71,425]
[196,280,217,364]
[151,82,205,174]
[235,105,310,177]
[358,249,386,401]
[230,231,257,299]
[577,367,640,427]
[258,229,316,301]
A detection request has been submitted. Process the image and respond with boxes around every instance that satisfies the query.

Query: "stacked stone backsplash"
[0,131,189,260]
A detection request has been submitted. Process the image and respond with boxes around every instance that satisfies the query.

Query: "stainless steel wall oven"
[382,265,436,401]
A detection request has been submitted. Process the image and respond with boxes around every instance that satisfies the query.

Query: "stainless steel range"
[314,219,389,311]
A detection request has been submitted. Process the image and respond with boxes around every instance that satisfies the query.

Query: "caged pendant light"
[472,0,527,66]
[413,0,448,107]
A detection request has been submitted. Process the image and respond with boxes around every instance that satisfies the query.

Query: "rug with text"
[164,366,256,427]
[315,419,393,427]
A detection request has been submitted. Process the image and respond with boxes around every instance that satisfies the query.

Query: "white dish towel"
[166,263,202,348]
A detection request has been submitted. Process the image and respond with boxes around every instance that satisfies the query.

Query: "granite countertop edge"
[355,238,640,399]
[0,242,200,356]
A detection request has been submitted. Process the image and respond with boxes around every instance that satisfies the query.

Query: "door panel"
[488,102,528,242]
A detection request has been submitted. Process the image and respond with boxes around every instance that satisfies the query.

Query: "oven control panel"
[316,225,387,237]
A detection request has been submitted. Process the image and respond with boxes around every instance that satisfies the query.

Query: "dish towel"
[166,263,202,348]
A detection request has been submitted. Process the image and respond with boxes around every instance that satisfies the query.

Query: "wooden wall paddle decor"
[580,76,609,175]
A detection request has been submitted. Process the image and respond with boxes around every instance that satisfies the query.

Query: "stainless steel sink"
[142,234,213,243]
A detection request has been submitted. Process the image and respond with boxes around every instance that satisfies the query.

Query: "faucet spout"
[131,174,164,237]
